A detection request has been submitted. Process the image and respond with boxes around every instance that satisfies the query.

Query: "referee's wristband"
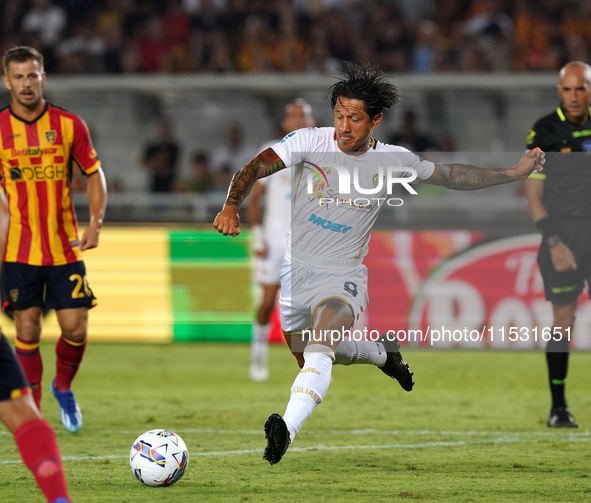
[535,217,557,237]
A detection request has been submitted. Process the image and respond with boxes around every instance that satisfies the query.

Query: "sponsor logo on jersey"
[10,147,50,157]
[309,213,352,233]
[344,281,358,297]
[572,129,591,138]
[583,140,591,152]
[8,165,67,181]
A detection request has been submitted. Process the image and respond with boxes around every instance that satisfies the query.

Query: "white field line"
[1,434,591,465]
[2,428,588,437]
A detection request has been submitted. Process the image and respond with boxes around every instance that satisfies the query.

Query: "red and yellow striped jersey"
[0,102,101,266]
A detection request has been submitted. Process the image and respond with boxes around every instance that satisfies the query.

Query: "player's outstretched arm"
[80,167,107,251]
[424,147,545,190]
[213,148,286,237]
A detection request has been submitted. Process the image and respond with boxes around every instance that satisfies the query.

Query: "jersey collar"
[556,107,566,121]
[556,106,591,125]
[9,100,48,125]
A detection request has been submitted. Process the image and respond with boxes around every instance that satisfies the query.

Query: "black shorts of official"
[2,261,97,311]
[0,333,29,402]
[537,221,591,305]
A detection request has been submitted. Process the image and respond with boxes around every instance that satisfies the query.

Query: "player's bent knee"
[315,298,354,318]
[292,352,304,368]
[61,329,87,343]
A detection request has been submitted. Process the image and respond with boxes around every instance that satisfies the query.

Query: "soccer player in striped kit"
[0,46,107,433]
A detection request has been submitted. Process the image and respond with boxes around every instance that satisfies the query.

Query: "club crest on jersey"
[9,289,18,302]
[45,131,57,144]
[373,174,381,188]
[583,140,591,152]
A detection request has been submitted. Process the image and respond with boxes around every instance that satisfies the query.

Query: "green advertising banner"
[170,229,252,343]
[0,227,254,343]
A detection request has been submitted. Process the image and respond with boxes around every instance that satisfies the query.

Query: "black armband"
[535,217,558,237]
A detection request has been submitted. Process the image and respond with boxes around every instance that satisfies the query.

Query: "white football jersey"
[270,127,435,260]
[257,139,292,249]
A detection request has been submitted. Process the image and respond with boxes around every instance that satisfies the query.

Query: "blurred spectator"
[96,0,129,34]
[374,18,411,71]
[164,1,192,46]
[564,34,591,65]
[21,0,67,48]
[201,30,236,72]
[464,0,514,42]
[56,21,107,74]
[211,124,257,174]
[142,119,181,193]
[214,164,234,193]
[458,41,490,72]
[6,0,591,76]
[101,25,125,73]
[3,0,26,38]
[411,20,440,73]
[269,2,308,73]
[324,9,356,62]
[183,152,215,193]
[235,15,273,73]
[184,0,228,15]
[389,110,438,152]
[305,23,339,74]
[138,16,172,73]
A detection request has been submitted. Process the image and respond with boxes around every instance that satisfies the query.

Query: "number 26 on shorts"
[69,273,92,299]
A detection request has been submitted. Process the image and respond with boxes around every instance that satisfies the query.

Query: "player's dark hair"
[3,46,44,75]
[328,61,401,119]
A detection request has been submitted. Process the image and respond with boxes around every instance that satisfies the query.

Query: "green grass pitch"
[1,342,590,502]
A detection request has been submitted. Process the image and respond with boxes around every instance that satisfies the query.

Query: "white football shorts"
[279,247,369,335]
[255,243,287,285]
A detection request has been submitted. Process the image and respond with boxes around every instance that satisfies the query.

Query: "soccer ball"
[129,429,189,487]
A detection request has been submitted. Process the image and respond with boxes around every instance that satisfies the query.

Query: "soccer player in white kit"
[214,63,545,465]
[248,99,315,382]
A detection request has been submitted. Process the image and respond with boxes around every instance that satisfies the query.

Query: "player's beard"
[17,90,41,110]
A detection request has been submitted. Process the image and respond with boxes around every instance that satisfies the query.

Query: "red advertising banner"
[365,231,591,350]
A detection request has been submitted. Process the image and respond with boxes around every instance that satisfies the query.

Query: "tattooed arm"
[213,148,286,236]
[423,147,545,190]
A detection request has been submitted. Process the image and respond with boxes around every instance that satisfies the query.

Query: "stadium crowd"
[0,0,589,75]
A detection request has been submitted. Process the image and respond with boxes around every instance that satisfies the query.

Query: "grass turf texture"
[1,343,590,502]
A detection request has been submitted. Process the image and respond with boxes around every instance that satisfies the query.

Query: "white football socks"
[283,345,333,443]
[334,339,387,367]
[251,322,268,358]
